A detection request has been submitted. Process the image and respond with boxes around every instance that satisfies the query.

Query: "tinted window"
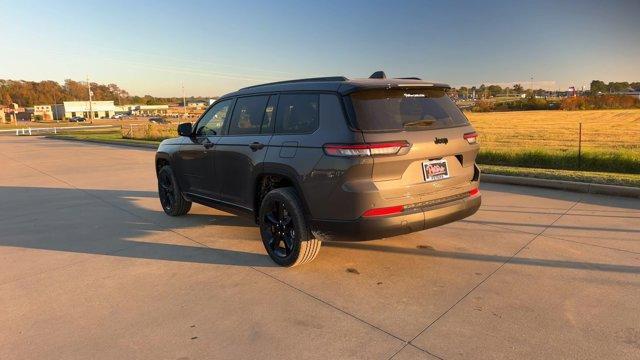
[275,94,319,134]
[348,89,469,131]
[228,96,269,135]
[195,100,232,136]
[261,95,278,133]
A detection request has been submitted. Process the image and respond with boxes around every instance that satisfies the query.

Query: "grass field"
[466,109,640,173]
[48,130,640,188]
[40,108,640,183]
[479,165,640,188]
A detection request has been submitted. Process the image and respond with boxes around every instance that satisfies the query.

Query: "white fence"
[0,125,119,136]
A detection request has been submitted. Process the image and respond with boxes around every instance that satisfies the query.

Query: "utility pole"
[87,76,93,123]
[182,82,187,118]
[530,75,534,97]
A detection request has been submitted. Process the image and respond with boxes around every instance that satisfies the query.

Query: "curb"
[45,135,158,150]
[482,174,640,198]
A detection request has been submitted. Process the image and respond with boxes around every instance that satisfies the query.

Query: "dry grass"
[466,109,640,173]
[122,123,178,141]
[466,109,640,151]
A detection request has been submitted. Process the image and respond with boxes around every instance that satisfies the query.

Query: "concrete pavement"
[1,136,638,359]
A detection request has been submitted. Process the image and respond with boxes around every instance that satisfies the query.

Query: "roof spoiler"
[369,71,422,81]
[369,71,386,79]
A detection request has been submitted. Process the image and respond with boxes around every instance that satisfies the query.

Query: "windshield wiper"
[402,119,435,128]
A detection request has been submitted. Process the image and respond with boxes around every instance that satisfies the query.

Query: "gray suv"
[156,72,481,266]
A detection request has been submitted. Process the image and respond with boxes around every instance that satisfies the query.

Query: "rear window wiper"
[402,119,435,128]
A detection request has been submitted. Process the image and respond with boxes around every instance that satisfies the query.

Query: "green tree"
[512,84,524,93]
[608,82,630,93]
[487,85,502,97]
[590,80,607,94]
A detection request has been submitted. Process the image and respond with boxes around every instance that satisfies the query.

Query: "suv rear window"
[348,89,469,131]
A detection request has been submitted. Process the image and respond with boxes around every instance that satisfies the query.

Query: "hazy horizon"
[2,0,638,97]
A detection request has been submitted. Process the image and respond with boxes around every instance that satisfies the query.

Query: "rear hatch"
[345,87,479,200]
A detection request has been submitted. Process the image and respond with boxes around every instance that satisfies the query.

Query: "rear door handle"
[249,142,265,151]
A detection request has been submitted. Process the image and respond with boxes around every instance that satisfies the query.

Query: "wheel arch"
[253,166,311,223]
[155,152,171,174]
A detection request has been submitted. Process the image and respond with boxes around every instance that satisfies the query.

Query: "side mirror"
[177,122,193,137]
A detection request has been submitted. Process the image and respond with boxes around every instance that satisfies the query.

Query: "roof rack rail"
[395,77,422,80]
[240,76,348,90]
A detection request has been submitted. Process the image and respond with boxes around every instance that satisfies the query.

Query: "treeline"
[590,80,640,94]
[560,95,640,110]
[471,95,640,112]
[0,79,199,107]
[452,80,640,99]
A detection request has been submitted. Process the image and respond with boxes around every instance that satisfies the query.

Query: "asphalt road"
[1,136,639,359]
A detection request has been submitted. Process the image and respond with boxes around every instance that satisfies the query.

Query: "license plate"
[422,159,449,182]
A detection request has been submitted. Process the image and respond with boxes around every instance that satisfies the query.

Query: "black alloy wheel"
[259,187,321,267]
[158,169,175,212]
[157,165,192,216]
[263,200,296,259]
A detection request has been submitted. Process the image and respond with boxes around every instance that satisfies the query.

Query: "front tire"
[157,165,192,216]
[259,187,321,267]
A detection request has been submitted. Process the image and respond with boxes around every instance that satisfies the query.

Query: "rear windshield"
[348,89,469,131]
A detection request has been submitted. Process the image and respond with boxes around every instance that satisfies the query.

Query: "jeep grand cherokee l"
[155,72,481,266]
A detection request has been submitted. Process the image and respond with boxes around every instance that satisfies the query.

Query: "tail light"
[323,141,410,157]
[469,188,480,197]
[362,205,404,217]
[463,132,478,144]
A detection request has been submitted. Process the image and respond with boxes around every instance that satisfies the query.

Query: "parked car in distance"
[69,116,85,122]
[155,71,481,266]
[149,117,171,124]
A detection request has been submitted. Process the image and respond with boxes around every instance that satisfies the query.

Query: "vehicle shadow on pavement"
[2,185,638,272]
[324,242,640,274]
[0,186,275,268]
[481,182,640,211]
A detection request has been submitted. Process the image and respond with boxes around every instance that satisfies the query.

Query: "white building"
[187,100,208,110]
[132,104,169,115]
[52,101,116,120]
[33,105,54,121]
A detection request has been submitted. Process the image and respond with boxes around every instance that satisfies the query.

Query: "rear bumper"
[310,194,481,242]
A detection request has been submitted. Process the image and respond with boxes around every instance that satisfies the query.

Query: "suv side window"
[195,99,232,136]
[275,94,319,134]
[227,95,269,135]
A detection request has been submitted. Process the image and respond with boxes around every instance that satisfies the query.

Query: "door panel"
[215,95,273,209]
[175,99,233,198]
[215,134,272,208]
[175,135,219,197]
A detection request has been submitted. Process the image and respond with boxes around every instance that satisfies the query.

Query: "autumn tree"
[512,84,524,93]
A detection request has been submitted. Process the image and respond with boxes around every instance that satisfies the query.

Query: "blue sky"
[1,0,638,97]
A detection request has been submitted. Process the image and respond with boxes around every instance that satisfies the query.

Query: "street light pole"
[182,82,187,118]
[530,75,534,96]
[87,76,93,123]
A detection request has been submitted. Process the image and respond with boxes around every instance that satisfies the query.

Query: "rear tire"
[157,165,192,216]
[259,187,321,267]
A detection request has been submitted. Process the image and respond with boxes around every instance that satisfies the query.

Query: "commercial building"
[132,104,169,116]
[33,105,54,121]
[52,101,116,120]
[113,104,169,116]
[187,100,208,110]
